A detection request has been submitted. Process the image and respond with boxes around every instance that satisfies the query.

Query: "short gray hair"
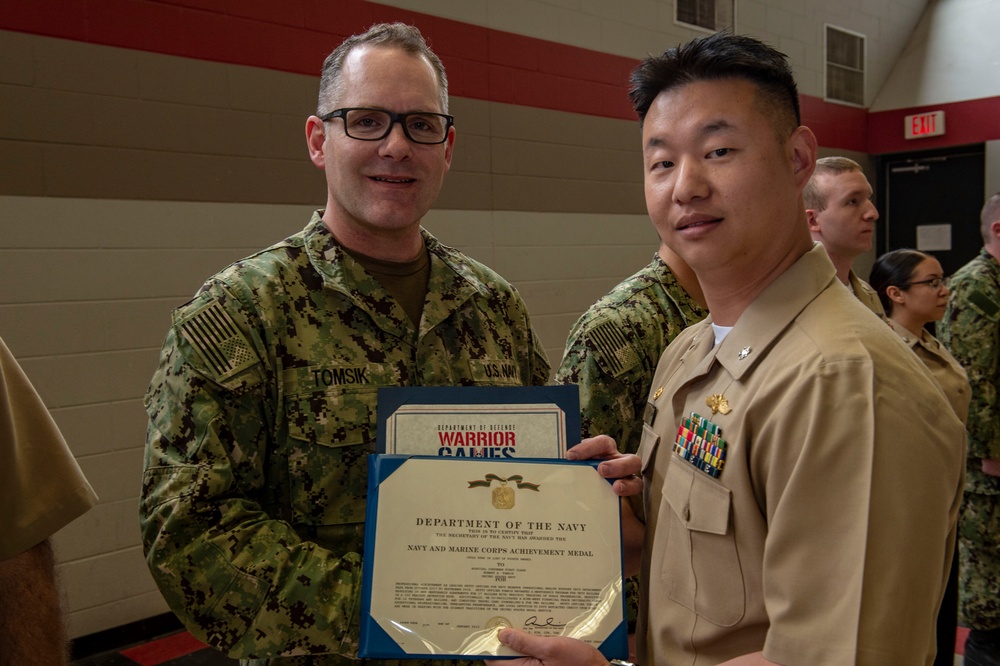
[317,23,449,116]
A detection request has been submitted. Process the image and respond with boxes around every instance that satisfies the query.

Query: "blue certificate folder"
[375,385,581,456]
[359,455,628,660]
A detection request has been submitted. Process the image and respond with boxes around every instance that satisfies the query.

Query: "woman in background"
[870,248,970,666]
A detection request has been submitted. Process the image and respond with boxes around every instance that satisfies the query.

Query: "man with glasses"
[804,156,886,317]
[140,23,549,665]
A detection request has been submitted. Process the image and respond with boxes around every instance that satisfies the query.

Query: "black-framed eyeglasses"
[320,107,454,144]
[900,276,948,290]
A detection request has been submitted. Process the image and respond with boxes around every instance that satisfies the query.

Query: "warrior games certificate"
[376,386,581,458]
[358,455,627,660]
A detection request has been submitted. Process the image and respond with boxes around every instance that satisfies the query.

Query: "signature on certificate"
[523,616,566,629]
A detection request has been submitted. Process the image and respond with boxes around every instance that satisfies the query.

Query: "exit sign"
[905,111,945,139]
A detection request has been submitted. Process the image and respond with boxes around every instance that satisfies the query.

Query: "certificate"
[376,386,581,458]
[359,455,627,660]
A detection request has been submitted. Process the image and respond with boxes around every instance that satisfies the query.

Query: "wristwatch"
[609,660,636,666]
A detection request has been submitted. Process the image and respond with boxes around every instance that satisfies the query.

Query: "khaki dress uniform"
[848,269,888,319]
[1,336,97,561]
[637,245,964,665]
[890,322,970,666]
[891,324,970,424]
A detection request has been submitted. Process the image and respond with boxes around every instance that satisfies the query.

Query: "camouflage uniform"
[140,212,550,665]
[556,253,707,456]
[555,253,707,630]
[938,247,1000,633]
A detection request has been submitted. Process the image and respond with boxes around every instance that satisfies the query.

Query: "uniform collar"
[692,243,838,382]
[889,321,941,353]
[847,269,866,294]
[302,211,487,338]
[978,246,1000,273]
[651,253,708,324]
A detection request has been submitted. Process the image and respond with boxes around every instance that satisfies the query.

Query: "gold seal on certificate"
[469,473,538,510]
[493,483,515,509]
[359,456,627,660]
[484,616,512,631]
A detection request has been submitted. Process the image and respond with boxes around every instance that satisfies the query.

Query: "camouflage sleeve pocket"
[179,541,270,653]
[141,465,200,510]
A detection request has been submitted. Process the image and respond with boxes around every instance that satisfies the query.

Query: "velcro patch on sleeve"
[590,318,640,378]
[178,300,260,383]
[967,289,1000,320]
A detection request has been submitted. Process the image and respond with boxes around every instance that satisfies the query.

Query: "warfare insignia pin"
[738,346,751,360]
[706,393,731,415]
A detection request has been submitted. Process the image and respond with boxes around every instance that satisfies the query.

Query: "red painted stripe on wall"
[1,0,995,152]
[0,0,635,118]
[867,96,1000,154]
[799,96,868,153]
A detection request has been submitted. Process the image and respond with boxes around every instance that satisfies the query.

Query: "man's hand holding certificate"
[359,454,630,659]
[361,388,642,661]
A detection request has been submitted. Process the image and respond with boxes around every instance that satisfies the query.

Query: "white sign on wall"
[916,224,952,251]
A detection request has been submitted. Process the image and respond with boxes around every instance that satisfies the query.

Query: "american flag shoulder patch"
[178,300,260,382]
[589,318,640,378]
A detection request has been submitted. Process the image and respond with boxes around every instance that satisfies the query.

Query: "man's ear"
[789,125,818,191]
[305,115,327,169]
[806,208,821,233]
[442,125,456,172]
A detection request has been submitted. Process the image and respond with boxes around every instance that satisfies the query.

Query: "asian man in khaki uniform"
[490,30,965,666]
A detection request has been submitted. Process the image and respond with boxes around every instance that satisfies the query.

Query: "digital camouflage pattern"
[938,247,1000,493]
[958,492,1000,630]
[938,247,1000,630]
[556,253,707,456]
[555,253,706,630]
[140,212,550,665]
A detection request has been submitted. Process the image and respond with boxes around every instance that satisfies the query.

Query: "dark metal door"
[877,145,985,276]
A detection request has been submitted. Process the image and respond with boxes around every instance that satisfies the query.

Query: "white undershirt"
[712,323,734,346]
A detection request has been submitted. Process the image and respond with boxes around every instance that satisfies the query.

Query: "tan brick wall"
[0,0,935,640]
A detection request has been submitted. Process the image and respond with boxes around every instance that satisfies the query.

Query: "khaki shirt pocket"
[284,386,377,532]
[633,423,661,524]
[661,458,745,627]
[639,422,660,473]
